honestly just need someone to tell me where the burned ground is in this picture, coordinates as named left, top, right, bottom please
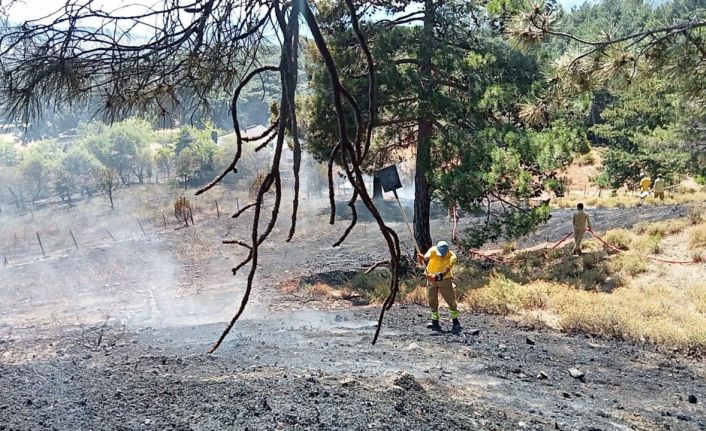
left=1, top=191, right=705, bottom=430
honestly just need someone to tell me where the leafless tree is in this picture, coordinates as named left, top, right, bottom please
left=1, top=0, right=400, bottom=352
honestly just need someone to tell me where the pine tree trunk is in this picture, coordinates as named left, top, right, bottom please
left=413, top=0, right=434, bottom=253
left=373, top=175, right=383, bottom=200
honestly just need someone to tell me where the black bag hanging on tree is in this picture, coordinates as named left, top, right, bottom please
left=375, top=165, right=420, bottom=255
left=377, top=164, right=403, bottom=193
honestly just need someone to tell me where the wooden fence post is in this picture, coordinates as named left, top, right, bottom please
left=70, top=230, right=79, bottom=249
left=215, top=200, right=220, bottom=219
left=36, top=233, right=46, bottom=257
left=137, top=218, right=146, bottom=235
left=163, top=214, right=167, bottom=230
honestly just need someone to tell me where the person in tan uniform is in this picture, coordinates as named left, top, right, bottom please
left=417, top=241, right=461, bottom=334
left=653, top=174, right=665, bottom=200
left=572, top=203, right=592, bottom=255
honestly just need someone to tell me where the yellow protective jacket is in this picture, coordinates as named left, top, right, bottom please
left=640, top=177, right=652, bottom=192
left=424, top=246, right=457, bottom=280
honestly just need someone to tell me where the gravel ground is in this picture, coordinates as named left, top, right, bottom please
left=1, top=307, right=705, bottom=431
left=2, top=201, right=704, bottom=431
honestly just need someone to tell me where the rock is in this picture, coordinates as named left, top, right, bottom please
left=677, top=414, right=692, bottom=422
left=341, top=378, right=357, bottom=387
left=568, top=368, right=585, bottom=382
left=526, top=337, right=536, bottom=345
left=537, top=371, right=549, bottom=380
left=498, top=343, right=507, bottom=350
left=468, top=328, right=481, bottom=336
left=688, top=394, right=697, bottom=404
left=406, top=343, right=421, bottom=351
left=562, top=392, right=572, bottom=399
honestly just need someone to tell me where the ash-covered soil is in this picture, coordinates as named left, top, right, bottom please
left=1, top=308, right=704, bottom=431
left=1, top=198, right=704, bottom=430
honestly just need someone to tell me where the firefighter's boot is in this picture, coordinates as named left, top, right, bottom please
left=427, top=320, right=442, bottom=332
left=451, top=318, right=462, bottom=335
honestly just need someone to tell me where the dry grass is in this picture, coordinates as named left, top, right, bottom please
left=633, top=234, right=662, bottom=255
left=608, top=252, right=648, bottom=276
left=554, top=191, right=706, bottom=210
left=307, top=283, right=334, bottom=298
left=402, top=286, right=428, bottom=305
left=461, top=274, right=706, bottom=355
left=635, top=218, right=690, bottom=237
left=451, top=217, right=706, bottom=355
left=602, top=229, right=635, bottom=251
left=688, top=225, right=706, bottom=251
left=279, top=278, right=301, bottom=294
left=501, top=242, right=517, bottom=255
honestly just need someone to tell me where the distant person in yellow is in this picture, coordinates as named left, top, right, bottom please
left=639, top=172, right=652, bottom=198
left=653, top=174, right=665, bottom=200
left=417, top=240, right=461, bottom=334
left=572, top=203, right=592, bottom=255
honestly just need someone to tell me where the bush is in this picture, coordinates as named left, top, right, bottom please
left=688, top=206, right=704, bottom=225
left=602, top=229, right=634, bottom=251
left=635, top=219, right=690, bottom=236
left=351, top=272, right=380, bottom=292
left=502, top=241, right=517, bottom=255
left=635, top=234, right=662, bottom=255
left=609, top=253, right=648, bottom=276
left=688, top=225, right=706, bottom=250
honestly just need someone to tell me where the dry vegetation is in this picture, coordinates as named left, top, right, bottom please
left=449, top=215, right=706, bottom=356
left=554, top=188, right=706, bottom=209
left=326, top=213, right=706, bottom=356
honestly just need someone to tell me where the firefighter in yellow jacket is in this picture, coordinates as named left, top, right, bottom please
left=572, top=203, right=592, bottom=255
left=417, top=241, right=461, bottom=334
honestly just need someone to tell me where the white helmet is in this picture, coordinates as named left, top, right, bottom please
left=436, top=240, right=449, bottom=256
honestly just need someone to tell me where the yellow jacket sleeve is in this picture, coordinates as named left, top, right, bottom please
left=424, top=247, right=434, bottom=259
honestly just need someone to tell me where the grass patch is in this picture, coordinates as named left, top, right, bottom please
left=307, top=283, right=334, bottom=298
left=635, top=218, right=690, bottom=237
left=634, top=234, right=662, bottom=255
left=501, top=242, right=517, bottom=255
left=688, top=206, right=704, bottom=225
left=554, top=190, right=706, bottom=210
left=602, top=229, right=634, bottom=251
left=346, top=270, right=394, bottom=303
left=462, top=276, right=706, bottom=355
left=608, top=252, right=648, bottom=276
left=688, top=225, right=706, bottom=250
left=463, top=273, right=553, bottom=315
